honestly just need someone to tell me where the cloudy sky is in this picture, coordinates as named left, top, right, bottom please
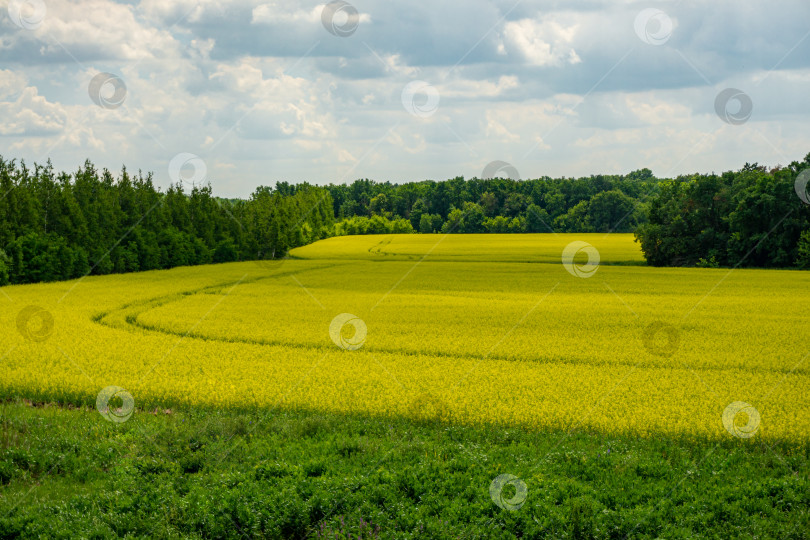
left=1, top=0, right=809, bottom=197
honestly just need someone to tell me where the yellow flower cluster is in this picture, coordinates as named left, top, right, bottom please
left=1, top=234, right=808, bottom=441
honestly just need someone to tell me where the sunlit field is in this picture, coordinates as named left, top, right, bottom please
left=291, top=233, right=647, bottom=264
left=2, top=233, right=809, bottom=441
left=4, top=0, right=810, bottom=535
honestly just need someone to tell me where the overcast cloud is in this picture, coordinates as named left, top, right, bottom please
left=1, top=0, right=809, bottom=197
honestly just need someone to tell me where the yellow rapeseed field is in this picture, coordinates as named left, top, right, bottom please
left=1, top=233, right=808, bottom=441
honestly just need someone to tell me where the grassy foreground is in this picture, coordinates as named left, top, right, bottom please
left=1, top=400, right=808, bottom=539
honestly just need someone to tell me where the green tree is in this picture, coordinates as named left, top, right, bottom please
left=0, top=249, right=9, bottom=285
left=418, top=213, right=434, bottom=233
left=461, top=202, right=485, bottom=233
left=483, top=216, right=510, bottom=233
left=797, top=230, right=810, bottom=269
left=525, top=204, right=551, bottom=233
left=441, top=208, right=464, bottom=233
left=587, top=190, right=637, bottom=233
left=369, top=193, right=389, bottom=216
left=410, top=199, right=428, bottom=229
left=478, top=192, right=498, bottom=217
left=508, top=216, right=525, bottom=233
left=502, top=193, right=530, bottom=218
left=555, top=200, right=592, bottom=232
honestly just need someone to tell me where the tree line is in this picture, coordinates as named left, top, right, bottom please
left=0, top=157, right=333, bottom=285
left=326, top=169, right=660, bottom=234
left=329, top=156, right=810, bottom=269
left=2, top=153, right=808, bottom=286
left=2, top=159, right=665, bottom=286
left=635, top=155, right=810, bottom=269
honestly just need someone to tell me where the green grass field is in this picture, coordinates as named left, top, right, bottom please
left=1, top=233, right=808, bottom=538
left=1, top=401, right=808, bottom=539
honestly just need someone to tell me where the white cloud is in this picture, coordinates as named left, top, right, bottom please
left=485, top=116, right=520, bottom=142
left=252, top=2, right=371, bottom=27
left=139, top=0, right=232, bottom=25
left=626, top=95, right=693, bottom=126
left=336, top=148, right=355, bottom=162
left=25, top=0, right=180, bottom=61
left=0, top=69, right=27, bottom=98
left=441, top=76, right=520, bottom=99
left=0, top=75, right=66, bottom=136
left=502, top=15, right=582, bottom=67
left=251, top=3, right=321, bottom=25
left=207, top=59, right=336, bottom=141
